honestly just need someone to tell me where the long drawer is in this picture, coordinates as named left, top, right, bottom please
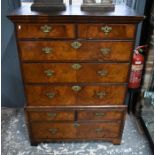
left=25, top=84, right=127, bottom=106
left=78, top=24, right=136, bottom=39
left=19, top=41, right=133, bottom=62
left=16, top=24, right=75, bottom=39
left=30, top=122, right=121, bottom=139
left=23, top=63, right=129, bottom=83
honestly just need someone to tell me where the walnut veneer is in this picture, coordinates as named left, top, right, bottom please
left=8, top=4, right=143, bottom=145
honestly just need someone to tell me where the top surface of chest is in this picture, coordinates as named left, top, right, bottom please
left=8, top=3, right=143, bottom=23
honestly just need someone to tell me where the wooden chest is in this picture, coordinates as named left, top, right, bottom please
left=8, top=4, right=143, bottom=145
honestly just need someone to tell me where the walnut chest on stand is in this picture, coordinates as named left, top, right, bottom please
left=8, top=3, right=143, bottom=145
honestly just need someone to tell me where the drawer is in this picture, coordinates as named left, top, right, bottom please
left=78, top=24, right=136, bottom=40
left=77, top=122, right=121, bottom=138
left=23, top=63, right=129, bottom=83
left=31, top=123, right=76, bottom=139
left=78, top=109, right=124, bottom=121
left=30, top=122, right=121, bottom=139
left=26, top=85, right=126, bottom=106
left=27, top=110, right=74, bottom=122
left=19, top=41, right=133, bottom=62
left=76, top=85, right=127, bottom=105
left=16, top=24, right=75, bottom=39
left=26, top=85, right=76, bottom=106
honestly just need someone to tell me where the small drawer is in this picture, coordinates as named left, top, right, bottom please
left=31, top=123, right=76, bottom=139
left=19, top=41, right=133, bottom=62
left=76, top=122, right=121, bottom=138
left=27, top=111, right=74, bottom=122
left=25, top=85, right=126, bottom=106
left=23, top=63, right=129, bottom=83
left=78, top=24, right=136, bottom=40
left=16, top=24, right=75, bottom=39
left=78, top=110, right=124, bottom=121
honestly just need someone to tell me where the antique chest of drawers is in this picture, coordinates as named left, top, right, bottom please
left=9, top=4, right=143, bottom=145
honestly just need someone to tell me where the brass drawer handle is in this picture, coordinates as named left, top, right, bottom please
left=44, top=70, right=55, bottom=77
left=74, top=123, right=80, bottom=128
left=96, top=91, right=106, bottom=99
left=71, top=41, right=82, bottom=49
left=72, top=86, right=82, bottom=92
left=72, top=63, right=82, bottom=70
left=40, top=25, right=52, bottom=33
left=46, top=92, right=56, bottom=99
left=97, top=70, right=108, bottom=77
left=95, top=128, right=103, bottom=133
left=101, top=25, right=112, bottom=35
left=42, top=47, right=53, bottom=54
left=100, top=48, right=111, bottom=56
left=47, top=113, right=57, bottom=117
left=48, top=128, right=57, bottom=134
left=95, top=112, right=105, bottom=116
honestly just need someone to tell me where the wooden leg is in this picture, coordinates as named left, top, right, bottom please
left=112, top=138, right=121, bottom=145
left=30, top=141, right=39, bottom=146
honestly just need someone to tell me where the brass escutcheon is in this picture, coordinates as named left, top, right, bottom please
left=40, top=25, right=52, bottom=33
left=72, top=63, right=82, bottom=70
left=95, top=128, right=103, bottom=133
left=44, top=70, right=55, bottom=77
left=95, top=112, right=105, bottom=116
left=96, top=91, right=106, bottom=99
left=74, top=123, right=80, bottom=128
left=47, top=113, right=57, bottom=117
left=46, top=92, right=56, bottom=99
left=71, top=41, right=82, bottom=49
left=48, top=128, right=57, bottom=134
left=101, top=25, right=112, bottom=35
left=42, top=47, right=53, bottom=54
left=72, top=86, right=82, bottom=92
left=97, top=70, right=108, bottom=77
left=100, top=48, right=111, bottom=56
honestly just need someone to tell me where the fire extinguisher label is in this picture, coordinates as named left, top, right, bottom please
left=135, top=61, right=142, bottom=65
left=129, top=64, right=143, bottom=88
left=131, top=64, right=143, bottom=70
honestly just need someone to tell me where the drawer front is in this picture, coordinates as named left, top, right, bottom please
left=78, top=24, right=136, bottom=39
left=19, top=41, right=133, bottom=62
left=31, top=123, right=76, bottom=139
left=26, top=85, right=126, bottom=106
left=30, top=122, right=121, bottom=139
left=27, top=111, right=74, bottom=121
left=78, top=110, right=124, bottom=121
left=26, top=85, right=76, bottom=106
left=16, top=24, right=75, bottom=39
left=76, top=85, right=126, bottom=105
left=77, top=122, right=121, bottom=138
left=23, top=63, right=129, bottom=83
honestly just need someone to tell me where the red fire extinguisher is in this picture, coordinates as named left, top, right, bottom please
left=128, top=45, right=147, bottom=89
